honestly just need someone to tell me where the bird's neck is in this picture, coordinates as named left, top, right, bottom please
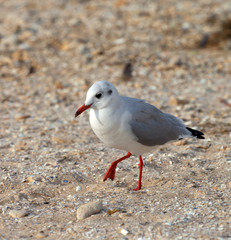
left=91, top=97, right=121, bottom=121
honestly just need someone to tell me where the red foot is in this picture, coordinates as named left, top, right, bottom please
left=103, top=163, right=117, bottom=181
left=133, top=185, right=142, bottom=191
left=103, top=152, right=132, bottom=182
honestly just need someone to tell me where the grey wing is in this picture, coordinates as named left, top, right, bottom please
left=128, top=100, right=191, bottom=146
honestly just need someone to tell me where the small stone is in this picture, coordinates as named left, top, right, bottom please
left=67, top=194, right=76, bottom=201
left=113, top=38, right=125, bottom=45
left=15, top=115, right=31, bottom=120
left=35, top=232, right=48, bottom=239
left=51, top=136, right=66, bottom=144
left=173, top=139, right=188, bottom=146
left=122, top=62, right=133, bottom=81
left=106, top=209, right=120, bottom=215
left=44, top=159, right=57, bottom=167
left=120, top=228, right=129, bottom=236
left=169, top=96, right=190, bottom=105
left=9, top=209, right=30, bottom=218
left=186, top=183, right=194, bottom=188
left=25, top=176, right=36, bottom=183
left=76, top=186, right=82, bottom=192
left=195, top=143, right=211, bottom=150
left=2, top=206, right=10, bottom=214
left=119, top=213, right=132, bottom=219
left=220, top=145, right=227, bottom=151
left=66, top=227, right=76, bottom=236
left=76, top=201, right=103, bottom=220
left=157, top=226, right=162, bottom=235
left=165, top=221, right=172, bottom=226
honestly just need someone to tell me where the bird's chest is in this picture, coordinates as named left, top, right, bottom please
left=89, top=109, right=127, bottom=147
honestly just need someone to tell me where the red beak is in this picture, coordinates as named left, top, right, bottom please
left=75, top=104, right=92, bottom=118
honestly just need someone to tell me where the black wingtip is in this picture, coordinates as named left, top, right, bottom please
left=186, top=127, right=205, bottom=139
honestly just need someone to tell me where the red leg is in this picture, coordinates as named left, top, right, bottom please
left=133, top=156, right=143, bottom=191
left=103, top=152, right=132, bottom=181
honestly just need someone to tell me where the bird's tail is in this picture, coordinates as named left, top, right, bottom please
left=186, top=127, right=205, bottom=139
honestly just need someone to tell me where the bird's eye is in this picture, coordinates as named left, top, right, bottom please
left=95, top=93, right=102, bottom=99
left=108, top=90, right=112, bottom=95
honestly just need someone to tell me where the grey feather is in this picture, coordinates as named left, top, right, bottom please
left=123, top=97, right=191, bottom=146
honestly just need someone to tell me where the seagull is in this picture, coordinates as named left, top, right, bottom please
left=75, top=81, right=204, bottom=191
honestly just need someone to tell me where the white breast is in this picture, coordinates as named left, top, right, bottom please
left=89, top=107, right=154, bottom=155
left=89, top=107, right=126, bottom=146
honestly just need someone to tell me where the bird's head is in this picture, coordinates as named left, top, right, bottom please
left=75, top=80, right=119, bottom=117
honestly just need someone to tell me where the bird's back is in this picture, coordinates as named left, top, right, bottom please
left=121, top=96, right=191, bottom=147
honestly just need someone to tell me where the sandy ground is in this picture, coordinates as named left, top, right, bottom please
left=0, top=0, right=231, bottom=239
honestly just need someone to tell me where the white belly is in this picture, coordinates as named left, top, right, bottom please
left=89, top=108, right=154, bottom=155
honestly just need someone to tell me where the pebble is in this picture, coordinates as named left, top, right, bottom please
left=67, top=194, right=76, bottom=201
left=25, top=176, right=35, bottom=183
left=66, top=227, right=76, bottom=235
left=76, top=186, right=82, bottom=192
left=113, top=38, right=125, bottom=45
left=76, top=201, right=103, bottom=220
left=107, top=209, right=120, bottom=215
left=169, top=96, right=190, bottom=105
left=9, top=209, right=30, bottom=218
left=120, top=229, right=129, bottom=236
left=35, top=232, right=48, bottom=239
left=173, top=139, right=188, bottom=146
